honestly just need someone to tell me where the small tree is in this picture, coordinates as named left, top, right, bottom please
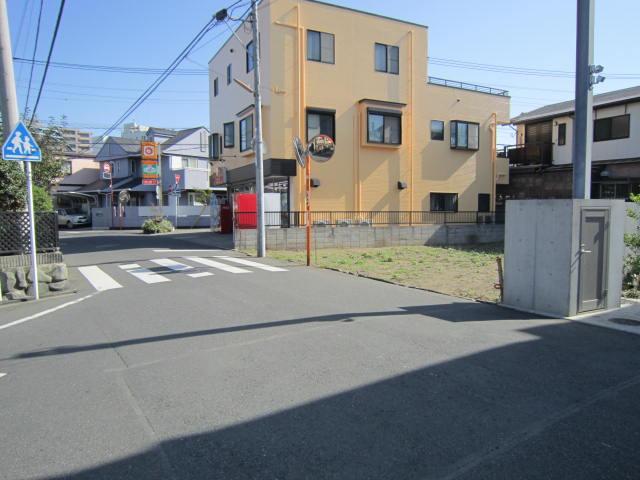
left=623, top=193, right=640, bottom=294
left=32, top=186, right=54, bottom=212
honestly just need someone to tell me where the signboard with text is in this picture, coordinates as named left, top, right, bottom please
left=142, top=159, right=159, bottom=185
left=141, top=141, right=157, bottom=160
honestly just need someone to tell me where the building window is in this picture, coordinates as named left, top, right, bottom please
left=130, top=159, right=137, bottom=174
left=478, top=193, right=491, bottom=212
left=239, top=114, right=254, bottom=152
left=223, top=122, right=235, bottom=148
left=246, top=41, right=255, bottom=72
left=430, top=193, right=458, bottom=212
left=374, top=43, right=399, bottom=74
left=188, top=192, right=205, bottom=206
left=558, top=123, right=566, bottom=146
left=226, top=64, right=232, bottom=85
left=182, top=157, right=198, bottom=169
left=307, top=30, right=334, bottom=64
left=450, top=120, right=479, bottom=150
left=306, top=109, right=335, bottom=142
left=594, top=114, right=630, bottom=142
left=62, top=160, right=72, bottom=175
left=213, top=78, right=219, bottom=97
left=367, top=109, right=401, bottom=145
left=431, top=120, right=444, bottom=141
left=209, top=133, right=221, bottom=160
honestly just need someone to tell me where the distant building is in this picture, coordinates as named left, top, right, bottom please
left=83, top=126, right=212, bottom=228
left=498, top=85, right=640, bottom=201
left=60, top=127, right=92, bottom=153
left=121, top=122, right=149, bottom=140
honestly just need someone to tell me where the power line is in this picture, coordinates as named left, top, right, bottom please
left=100, top=18, right=220, bottom=138
left=428, top=56, right=640, bottom=79
left=23, top=0, right=44, bottom=116
left=29, top=0, right=66, bottom=126
left=100, top=0, right=249, bottom=138
left=14, top=57, right=209, bottom=75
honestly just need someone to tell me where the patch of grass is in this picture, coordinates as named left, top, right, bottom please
left=265, top=244, right=504, bottom=302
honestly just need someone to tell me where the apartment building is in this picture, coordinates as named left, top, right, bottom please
left=499, top=85, right=640, bottom=200
left=61, top=127, right=92, bottom=153
left=208, top=0, right=510, bottom=214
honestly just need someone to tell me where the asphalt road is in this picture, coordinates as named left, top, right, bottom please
left=1, top=230, right=639, bottom=479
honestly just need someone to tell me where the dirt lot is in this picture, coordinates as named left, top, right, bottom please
left=264, top=244, right=504, bottom=302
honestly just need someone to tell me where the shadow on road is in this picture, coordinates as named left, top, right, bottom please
left=9, top=303, right=535, bottom=360
left=32, top=315, right=640, bottom=479
left=59, top=230, right=233, bottom=255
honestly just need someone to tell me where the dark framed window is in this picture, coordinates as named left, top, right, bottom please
left=430, top=193, right=458, bottom=212
left=367, top=109, right=401, bottom=145
left=223, top=122, right=235, bottom=148
left=478, top=193, right=490, bottom=212
left=213, top=78, right=219, bottom=97
left=209, top=133, right=221, bottom=160
left=450, top=120, right=479, bottom=150
left=306, top=109, right=335, bottom=143
left=246, top=41, right=255, bottom=73
left=431, top=120, right=444, bottom=140
left=226, top=64, right=232, bottom=85
left=239, top=115, right=253, bottom=152
left=307, top=30, right=335, bottom=64
left=374, top=43, right=399, bottom=74
left=558, top=122, right=566, bottom=146
left=594, top=114, right=630, bottom=142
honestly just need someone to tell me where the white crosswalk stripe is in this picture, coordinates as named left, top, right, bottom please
left=119, top=263, right=171, bottom=284
left=79, top=256, right=288, bottom=291
left=215, top=256, right=288, bottom=272
left=187, top=272, right=215, bottom=278
left=78, top=266, right=123, bottom=291
left=184, top=256, right=252, bottom=274
left=150, top=258, right=194, bottom=272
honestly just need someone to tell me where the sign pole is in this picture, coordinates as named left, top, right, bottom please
left=306, top=152, right=311, bottom=267
left=24, top=162, right=39, bottom=299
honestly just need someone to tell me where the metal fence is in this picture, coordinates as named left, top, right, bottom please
left=0, top=212, right=59, bottom=256
left=235, top=211, right=505, bottom=228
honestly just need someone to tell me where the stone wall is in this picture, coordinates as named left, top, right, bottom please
left=234, top=224, right=504, bottom=251
left=0, top=252, right=70, bottom=301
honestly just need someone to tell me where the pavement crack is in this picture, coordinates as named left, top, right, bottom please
left=436, top=372, right=640, bottom=480
left=115, top=374, right=179, bottom=480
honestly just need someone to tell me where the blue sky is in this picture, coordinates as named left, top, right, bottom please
left=7, top=0, right=640, bottom=146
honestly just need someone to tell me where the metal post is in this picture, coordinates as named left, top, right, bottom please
left=24, top=162, right=39, bottom=299
left=251, top=0, right=266, bottom=257
left=156, top=143, right=163, bottom=207
left=175, top=190, right=179, bottom=229
left=572, top=0, right=595, bottom=199
left=306, top=153, right=311, bottom=266
left=0, top=0, right=19, bottom=141
left=1, top=0, right=38, bottom=298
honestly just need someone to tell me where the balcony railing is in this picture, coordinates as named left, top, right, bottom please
left=235, top=211, right=505, bottom=229
left=504, top=142, right=553, bottom=166
left=428, top=77, right=509, bottom=97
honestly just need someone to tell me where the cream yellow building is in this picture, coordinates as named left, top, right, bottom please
left=209, top=0, right=510, bottom=213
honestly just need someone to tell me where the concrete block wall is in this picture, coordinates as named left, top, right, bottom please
left=234, top=224, right=504, bottom=251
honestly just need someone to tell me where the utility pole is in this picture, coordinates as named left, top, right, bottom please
left=0, top=0, right=19, bottom=139
left=0, top=0, right=39, bottom=298
left=250, top=0, right=266, bottom=257
left=572, top=0, right=604, bottom=199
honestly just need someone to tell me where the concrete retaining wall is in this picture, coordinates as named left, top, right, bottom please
left=234, top=224, right=504, bottom=251
left=92, top=207, right=211, bottom=229
left=0, top=253, right=70, bottom=301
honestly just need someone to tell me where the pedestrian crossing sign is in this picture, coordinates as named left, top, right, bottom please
left=2, top=122, right=42, bottom=162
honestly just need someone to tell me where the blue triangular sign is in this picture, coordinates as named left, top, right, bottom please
left=2, top=121, right=42, bottom=162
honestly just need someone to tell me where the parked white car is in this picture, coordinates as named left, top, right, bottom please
left=57, top=209, right=90, bottom=229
